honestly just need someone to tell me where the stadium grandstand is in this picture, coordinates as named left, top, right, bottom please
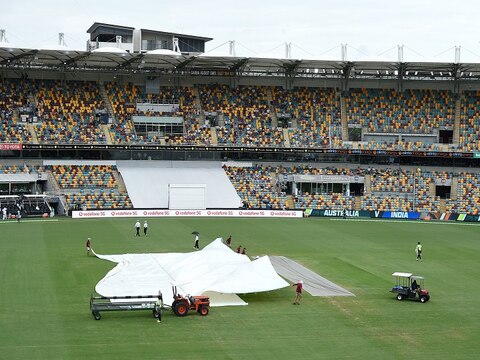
left=1, top=23, right=480, bottom=220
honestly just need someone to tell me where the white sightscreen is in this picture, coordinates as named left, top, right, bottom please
left=169, top=184, right=206, bottom=209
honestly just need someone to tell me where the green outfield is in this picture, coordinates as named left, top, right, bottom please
left=0, top=217, right=479, bottom=360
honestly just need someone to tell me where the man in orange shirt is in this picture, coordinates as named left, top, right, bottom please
left=86, top=238, right=91, bottom=256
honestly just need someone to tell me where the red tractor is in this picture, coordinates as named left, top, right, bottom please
left=171, top=286, right=210, bottom=316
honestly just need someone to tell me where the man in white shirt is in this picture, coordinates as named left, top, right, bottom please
left=135, top=220, right=141, bottom=236
left=194, top=234, right=200, bottom=250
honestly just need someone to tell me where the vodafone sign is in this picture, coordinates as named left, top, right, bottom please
left=72, top=209, right=303, bottom=219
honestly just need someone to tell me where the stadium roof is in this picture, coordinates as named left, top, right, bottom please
left=86, top=22, right=135, bottom=34
left=87, top=22, right=213, bottom=42
left=1, top=45, right=480, bottom=80
left=139, top=27, right=213, bottom=42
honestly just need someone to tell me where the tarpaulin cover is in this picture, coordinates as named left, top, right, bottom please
left=93, top=238, right=289, bottom=306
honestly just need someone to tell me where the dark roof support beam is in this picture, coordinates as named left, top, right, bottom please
left=176, top=56, right=197, bottom=70
left=0, top=50, right=39, bottom=65
left=451, top=63, right=462, bottom=94
left=118, top=53, right=145, bottom=69
left=230, top=58, right=249, bottom=72
left=284, top=60, right=301, bottom=75
left=397, top=63, right=406, bottom=92
left=342, top=62, right=353, bottom=91
left=63, top=52, right=92, bottom=67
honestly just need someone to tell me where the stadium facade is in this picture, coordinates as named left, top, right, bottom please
left=1, top=25, right=480, bottom=219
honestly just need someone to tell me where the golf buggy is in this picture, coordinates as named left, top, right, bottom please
left=390, top=272, right=430, bottom=303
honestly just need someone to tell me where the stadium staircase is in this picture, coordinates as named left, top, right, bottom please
left=217, top=113, right=225, bottom=127
left=193, top=86, right=202, bottom=110
left=340, top=95, right=348, bottom=141
left=283, top=128, right=291, bottom=147
left=429, top=182, right=435, bottom=196
left=210, top=128, right=218, bottom=145
left=354, top=196, right=362, bottom=210
left=99, top=83, right=116, bottom=123
left=46, top=171, right=61, bottom=194
left=101, top=124, right=113, bottom=144
left=439, top=199, right=446, bottom=212
left=453, top=96, right=461, bottom=144
left=286, top=195, right=295, bottom=209
left=27, top=93, right=38, bottom=118
left=12, top=108, right=38, bottom=144
left=27, top=123, right=39, bottom=144
left=364, top=175, right=372, bottom=195
left=450, top=176, right=458, bottom=200
left=193, top=86, right=205, bottom=122
left=44, top=171, right=68, bottom=215
left=12, top=108, right=19, bottom=122
left=27, top=93, right=37, bottom=112
left=267, top=88, right=278, bottom=128
left=291, top=114, right=298, bottom=129
left=112, top=169, right=127, bottom=193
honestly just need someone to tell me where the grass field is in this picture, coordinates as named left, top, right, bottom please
left=1, top=216, right=479, bottom=360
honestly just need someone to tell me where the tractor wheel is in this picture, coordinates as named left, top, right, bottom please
left=396, top=294, right=403, bottom=301
left=93, top=312, right=101, bottom=320
left=198, top=305, right=209, bottom=316
left=174, top=302, right=189, bottom=317
left=420, top=295, right=428, bottom=303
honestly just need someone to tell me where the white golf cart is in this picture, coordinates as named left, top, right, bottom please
left=390, top=272, right=430, bottom=303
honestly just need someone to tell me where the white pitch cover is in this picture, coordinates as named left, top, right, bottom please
left=93, top=238, right=289, bottom=307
